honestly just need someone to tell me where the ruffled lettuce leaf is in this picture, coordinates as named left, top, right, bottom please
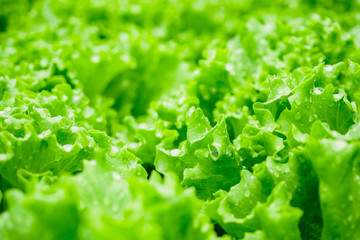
left=205, top=180, right=302, bottom=240
left=0, top=161, right=220, bottom=240
left=155, top=107, right=241, bottom=199
left=306, top=139, right=360, bottom=239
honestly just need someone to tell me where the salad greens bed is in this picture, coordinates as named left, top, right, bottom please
left=0, top=0, right=360, bottom=239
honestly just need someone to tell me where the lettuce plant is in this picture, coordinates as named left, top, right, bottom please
left=0, top=0, right=360, bottom=239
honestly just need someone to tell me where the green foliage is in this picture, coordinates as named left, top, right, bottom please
left=0, top=0, right=360, bottom=239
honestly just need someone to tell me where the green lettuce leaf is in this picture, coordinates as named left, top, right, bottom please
left=155, top=107, right=241, bottom=199
left=0, top=161, right=219, bottom=240
left=306, top=139, right=360, bottom=239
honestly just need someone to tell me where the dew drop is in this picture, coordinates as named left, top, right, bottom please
left=324, top=65, right=333, bottom=72
left=109, top=145, right=120, bottom=157
left=170, top=149, right=181, bottom=156
left=314, top=87, right=324, bottom=95
left=294, top=112, right=302, bottom=120
left=136, top=170, right=142, bottom=176
left=211, top=151, right=219, bottom=159
left=294, top=99, right=302, bottom=106
left=244, top=190, right=250, bottom=197
left=63, top=144, right=73, bottom=152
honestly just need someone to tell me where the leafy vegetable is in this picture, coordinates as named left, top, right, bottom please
left=0, top=0, right=360, bottom=239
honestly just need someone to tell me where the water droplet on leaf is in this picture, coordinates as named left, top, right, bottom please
left=314, top=87, right=324, bottom=94
left=294, top=112, right=301, bottom=120
left=170, top=149, right=181, bottom=156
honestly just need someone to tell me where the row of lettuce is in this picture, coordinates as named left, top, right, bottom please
left=0, top=0, right=360, bottom=239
